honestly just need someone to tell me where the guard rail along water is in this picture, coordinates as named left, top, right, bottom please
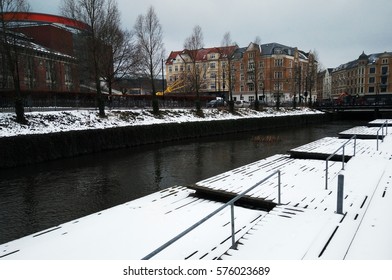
left=142, top=170, right=282, bottom=260
left=377, top=120, right=388, bottom=151
left=325, top=135, right=357, bottom=190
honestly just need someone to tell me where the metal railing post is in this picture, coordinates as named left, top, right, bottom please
left=278, top=170, right=281, bottom=205
left=230, top=204, right=236, bottom=249
left=325, top=135, right=357, bottom=190
left=337, top=175, right=344, bottom=214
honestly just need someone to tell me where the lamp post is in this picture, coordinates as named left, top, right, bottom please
left=161, top=59, right=165, bottom=105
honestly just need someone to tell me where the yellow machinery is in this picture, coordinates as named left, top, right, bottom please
left=156, top=79, right=184, bottom=96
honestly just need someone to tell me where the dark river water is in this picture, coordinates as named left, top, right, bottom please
left=0, top=120, right=366, bottom=244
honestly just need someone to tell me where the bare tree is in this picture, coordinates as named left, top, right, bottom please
left=61, top=0, right=119, bottom=117
left=0, top=0, right=30, bottom=124
left=220, top=32, right=237, bottom=113
left=183, top=25, right=204, bottom=112
left=134, top=6, right=165, bottom=115
left=99, top=1, right=138, bottom=106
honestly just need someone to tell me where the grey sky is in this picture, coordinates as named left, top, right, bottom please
left=30, top=0, right=392, bottom=69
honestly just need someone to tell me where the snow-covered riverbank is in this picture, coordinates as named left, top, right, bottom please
left=0, top=107, right=322, bottom=138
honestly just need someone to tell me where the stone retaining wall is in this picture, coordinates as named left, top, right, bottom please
left=0, top=114, right=330, bottom=168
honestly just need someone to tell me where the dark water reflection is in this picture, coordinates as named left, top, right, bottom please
left=0, top=120, right=365, bottom=244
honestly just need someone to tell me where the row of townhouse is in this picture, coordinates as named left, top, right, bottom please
left=317, top=51, right=392, bottom=103
left=165, top=42, right=317, bottom=105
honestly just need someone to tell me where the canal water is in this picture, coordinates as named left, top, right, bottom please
left=0, top=120, right=366, bottom=244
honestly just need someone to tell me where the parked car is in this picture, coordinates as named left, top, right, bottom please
left=207, top=99, right=226, bottom=108
left=234, top=100, right=251, bottom=108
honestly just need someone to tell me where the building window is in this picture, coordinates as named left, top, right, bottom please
left=248, top=84, right=254, bottom=91
left=369, top=86, right=375, bottom=93
left=210, top=54, right=216, bottom=59
left=64, top=64, right=73, bottom=88
left=169, top=66, right=172, bottom=73
left=210, top=62, right=216, bottom=69
left=210, top=72, right=216, bottom=79
left=248, top=52, right=254, bottom=59
left=248, top=96, right=255, bottom=102
left=274, top=71, right=283, bottom=79
left=174, top=65, right=178, bottom=72
left=369, top=67, right=376, bottom=74
left=382, top=58, right=388, bottom=64
left=382, top=66, right=388, bottom=75
left=369, top=77, right=375, bottom=84
left=210, top=83, right=216, bottom=90
left=275, top=59, right=283, bottom=67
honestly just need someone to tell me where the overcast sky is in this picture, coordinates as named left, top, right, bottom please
left=30, top=0, right=392, bottom=69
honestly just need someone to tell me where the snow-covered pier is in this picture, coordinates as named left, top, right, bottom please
left=1, top=119, right=392, bottom=260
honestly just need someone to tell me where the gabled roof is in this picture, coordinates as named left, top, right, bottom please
left=166, top=46, right=238, bottom=64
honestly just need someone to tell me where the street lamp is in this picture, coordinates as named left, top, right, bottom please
left=161, top=59, right=165, bottom=104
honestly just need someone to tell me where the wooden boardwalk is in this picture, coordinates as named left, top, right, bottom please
left=339, top=126, right=386, bottom=139
left=1, top=119, right=392, bottom=260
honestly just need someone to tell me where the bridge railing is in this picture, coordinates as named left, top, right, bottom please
left=142, top=170, right=282, bottom=260
left=377, top=120, right=388, bottom=151
left=325, top=135, right=357, bottom=190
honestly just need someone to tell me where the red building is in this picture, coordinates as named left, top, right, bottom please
left=0, top=12, right=90, bottom=93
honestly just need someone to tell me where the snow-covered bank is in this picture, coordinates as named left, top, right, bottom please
left=0, top=107, right=322, bottom=138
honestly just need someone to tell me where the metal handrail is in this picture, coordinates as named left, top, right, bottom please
left=142, top=170, right=282, bottom=260
left=325, top=135, right=357, bottom=190
left=376, top=120, right=388, bottom=151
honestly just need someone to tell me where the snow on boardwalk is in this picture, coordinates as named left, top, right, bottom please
left=1, top=120, right=392, bottom=260
left=221, top=127, right=392, bottom=260
left=339, top=126, right=387, bottom=139
left=0, top=186, right=265, bottom=260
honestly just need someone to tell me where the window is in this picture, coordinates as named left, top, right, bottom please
left=210, top=83, right=216, bottom=90
left=248, top=84, right=254, bottom=91
left=169, top=66, right=172, bottom=73
left=369, top=86, right=375, bottom=93
left=274, top=71, right=283, bottom=79
left=275, top=59, right=283, bottom=67
left=382, top=58, right=388, bottom=64
left=210, top=72, right=216, bottom=79
left=65, top=64, right=72, bottom=88
left=369, top=67, right=376, bottom=74
left=382, top=66, right=388, bottom=75
left=369, top=77, right=375, bottom=84
left=210, top=62, right=216, bottom=69
left=248, top=52, right=254, bottom=59
left=210, top=54, right=216, bottom=59
left=174, top=65, right=178, bottom=72
left=248, top=62, right=254, bottom=70
left=248, top=96, right=255, bottom=102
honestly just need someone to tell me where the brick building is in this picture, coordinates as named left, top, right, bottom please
left=0, top=13, right=91, bottom=93
left=321, top=51, right=392, bottom=103
left=165, top=42, right=316, bottom=105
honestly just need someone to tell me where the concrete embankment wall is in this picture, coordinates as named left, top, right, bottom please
left=0, top=113, right=330, bottom=168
